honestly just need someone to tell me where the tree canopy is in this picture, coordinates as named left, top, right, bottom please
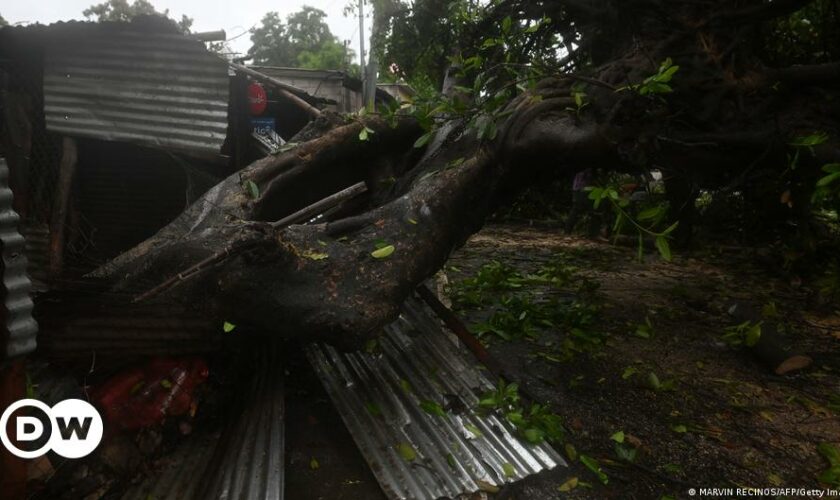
left=83, top=0, right=193, bottom=33
left=248, top=7, right=354, bottom=71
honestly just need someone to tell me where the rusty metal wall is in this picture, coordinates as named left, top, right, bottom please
left=43, top=29, right=229, bottom=156
left=0, top=158, right=38, bottom=360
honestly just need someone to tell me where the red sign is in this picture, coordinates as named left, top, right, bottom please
left=248, top=82, right=267, bottom=115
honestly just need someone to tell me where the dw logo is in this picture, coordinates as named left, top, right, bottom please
left=0, top=399, right=103, bottom=459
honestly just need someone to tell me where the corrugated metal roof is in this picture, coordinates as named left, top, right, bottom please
left=197, top=341, right=285, bottom=500
left=0, top=159, right=38, bottom=360
left=42, top=29, right=229, bottom=155
left=306, top=297, right=564, bottom=500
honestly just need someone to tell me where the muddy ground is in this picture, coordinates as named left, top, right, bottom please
left=440, top=223, right=840, bottom=499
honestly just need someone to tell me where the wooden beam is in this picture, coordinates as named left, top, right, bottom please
left=49, top=137, right=77, bottom=277
left=271, top=181, right=368, bottom=228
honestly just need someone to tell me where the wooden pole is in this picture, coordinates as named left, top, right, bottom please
left=270, top=181, right=368, bottom=228
left=49, top=137, right=77, bottom=277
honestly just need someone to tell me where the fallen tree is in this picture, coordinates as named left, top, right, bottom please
left=91, top=0, right=839, bottom=348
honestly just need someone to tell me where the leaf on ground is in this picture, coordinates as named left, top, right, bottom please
left=558, top=477, right=579, bottom=492
left=565, top=443, right=578, bottom=461
left=580, top=454, right=609, bottom=484
left=622, top=366, right=638, bottom=379
left=610, top=431, right=625, bottom=443
left=371, top=244, right=395, bottom=259
left=223, top=321, right=236, bottom=333
left=671, top=424, right=688, bottom=433
left=397, top=442, right=416, bottom=462
left=309, top=457, right=320, bottom=470
left=302, top=251, right=329, bottom=260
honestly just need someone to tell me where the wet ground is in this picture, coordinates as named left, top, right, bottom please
left=441, top=223, right=840, bottom=499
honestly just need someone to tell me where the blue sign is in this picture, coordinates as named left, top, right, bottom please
left=251, top=117, right=275, bottom=136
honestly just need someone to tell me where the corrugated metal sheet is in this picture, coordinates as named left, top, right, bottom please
left=121, top=431, right=220, bottom=500
left=306, top=297, right=564, bottom=500
left=198, top=341, right=285, bottom=500
left=35, top=301, right=221, bottom=359
left=43, top=30, right=229, bottom=155
left=0, top=158, right=38, bottom=360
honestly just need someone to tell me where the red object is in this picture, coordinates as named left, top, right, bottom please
left=248, top=82, right=268, bottom=115
left=91, top=357, right=209, bottom=431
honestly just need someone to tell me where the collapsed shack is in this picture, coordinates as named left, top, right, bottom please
left=0, top=18, right=562, bottom=500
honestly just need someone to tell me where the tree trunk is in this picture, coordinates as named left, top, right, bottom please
left=85, top=0, right=839, bottom=349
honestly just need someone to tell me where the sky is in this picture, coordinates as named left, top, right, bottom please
left=1, top=0, right=371, bottom=63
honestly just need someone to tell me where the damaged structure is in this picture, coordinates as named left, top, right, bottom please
left=0, top=18, right=563, bottom=500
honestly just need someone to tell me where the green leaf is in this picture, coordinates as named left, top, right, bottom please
left=358, top=127, right=371, bottom=141
left=816, top=171, right=840, bottom=187
left=302, top=251, right=329, bottom=260
left=789, top=131, right=828, bottom=147
left=371, top=244, right=395, bottom=259
left=502, top=462, right=515, bottom=478
left=465, top=423, right=483, bottom=437
left=655, top=236, right=672, bottom=261
left=365, top=402, right=382, bottom=417
left=243, top=179, right=260, bottom=199
left=414, top=132, right=433, bottom=148
left=445, top=453, right=457, bottom=469
left=818, top=443, right=840, bottom=467
left=397, top=442, right=416, bottom=462
left=580, top=455, right=609, bottom=484
left=223, top=321, right=236, bottom=333
left=523, top=428, right=544, bottom=443
left=400, top=379, right=412, bottom=393
left=501, top=16, right=512, bottom=34
left=744, top=323, right=762, bottom=347
left=565, top=443, right=578, bottom=461
left=622, top=366, right=638, bottom=379
left=558, top=476, right=578, bottom=492
left=610, top=431, right=625, bottom=443
left=420, top=400, right=446, bottom=417
left=648, top=371, right=662, bottom=390
left=671, top=424, right=688, bottom=433
left=615, top=443, right=637, bottom=462
left=309, top=457, right=320, bottom=470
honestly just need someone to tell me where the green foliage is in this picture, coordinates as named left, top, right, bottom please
left=83, top=0, right=192, bottom=33
left=449, top=256, right=603, bottom=357
left=248, top=7, right=355, bottom=70
left=817, top=443, right=840, bottom=486
left=619, top=58, right=680, bottom=95
left=586, top=185, right=677, bottom=261
left=478, top=380, right=565, bottom=444
left=580, top=454, right=609, bottom=484
left=721, top=321, right=763, bottom=348
left=764, top=0, right=840, bottom=67
left=242, top=179, right=260, bottom=199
